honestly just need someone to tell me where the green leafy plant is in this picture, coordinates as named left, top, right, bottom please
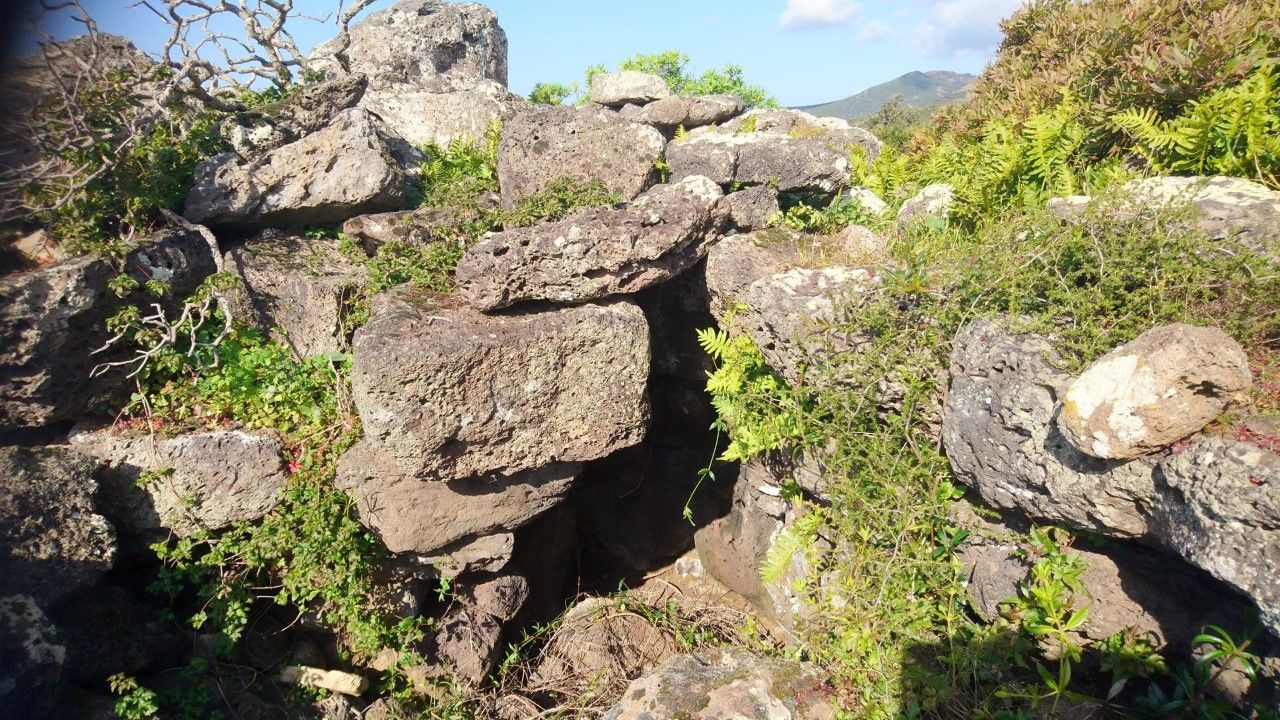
left=1116, top=63, right=1280, bottom=187
left=109, top=674, right=160, bottom=720
left=529, top=81, right=575, bottom=106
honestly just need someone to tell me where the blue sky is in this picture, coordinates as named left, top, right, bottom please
left=31, top=0, right=1025, bottom=106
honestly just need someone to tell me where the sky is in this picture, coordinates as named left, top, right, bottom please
left=21, top=0, right=1026, bottom=107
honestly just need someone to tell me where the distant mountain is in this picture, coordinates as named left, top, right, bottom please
left=796, top=70, right=977, bottom=120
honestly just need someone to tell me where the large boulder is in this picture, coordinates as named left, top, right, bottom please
left=1050, top=176, right=1280, bottom=255
left=0, top=595, right=65, bottom=719
left=224, top=233, right=368, bottom=358
left=589, top=72, right=671, bottom=107
left=68, top=425, right=289, bottom=536
left=309, top=0, right=513, bottom=147
left=705, top=232, right=876, bottom=385
left=718, top=185, right=780, bottom=233
left=350, top=289, right=649, bottom=481
left=342, top=204, right=492, bottom=254
left=1058, top=324, right=1251, bottom=459
left=184, top=108, right=406, bottom=230
left=955, top=503, right=1255, bottom=651
left=455, top=175, right=724, bottom=311
left=1154, top=437, right=1280, bottom=635
left=311, top=0, right=507, bottom=91
left=720, top=109, right=881, bottom=155
left=498, top=105, right=666, bottom=208
left=222, top=73, right=369, bottom=158
left=695, top=458, right=817, bottom=635
left=0, top=230, right=217, bottom=430
left=897, top=183, right=954, bottom=224
left=944, top=319, right=1280, bottom=634
left=633, top=94, right=744, bottom=130
left=0, top=447, right=115, bottom=606
left=667, top=132, right=850, bottom=195
left=335, top=441, right=579, bottom=555
left=602, top=648, right=835, bottom=720
left=942, top=319, right=1161, bottom=538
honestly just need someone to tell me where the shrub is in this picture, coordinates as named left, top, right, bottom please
left=577, top=50, right=777, bottom=109
left=529, top=81, right=574, bottom=106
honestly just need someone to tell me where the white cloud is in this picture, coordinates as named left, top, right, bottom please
left=857, top=19, right=893, bottom=42
left=779, top=0, right=862, bottom=29
left=913, top=0, right=1024, bottom=57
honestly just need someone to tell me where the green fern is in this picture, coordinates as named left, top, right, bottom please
left=1115, top=64, right=1280, bottom=187
left=761, top=510, right=824, bottom=586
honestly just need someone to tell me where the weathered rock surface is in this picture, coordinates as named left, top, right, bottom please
left=343, top=202, right=493, bottom=254
left=1050, top=176, right=1280, bottom=255
left=361, top=78, right=523, bottom=148
left=718, top=185, right=780, bottom=232
left=897, top=182, right=954, bottom=224
left=836, top=224, right=888, bottom=259
left=635, top=94, right=743, bottom=129
left=351, top=289, right=649, bottom=480
left=184, top=108, right=406, bottom=230
left=705, top=232, right=876, bottom=385
left=68, top=425, right=289, bottom=536
left=590, top=71, right=671, bottom=107
left=668, top=132, right=850, bottom=195
left=0, top=447, right=115, bottom=605
left=309, top=0, right=513, bottom=147
left=955, top=503, right=1253, bottom=650
left=222, top=74, right=370, bottom=158
left=456, top=175, right=723, bottom=311
left=335, top=441, right=580, bottom=555
left=312, top=0, right=507, bottom=89
left=1154, top=438, right=1280, bottom=634
left=429, top=574, right=529, bottom=684
left=224, top=233, right=367, bottom=358
left=944, top=319, right=1280, bottom=632
left=846, top=186, right=888, bottom=216
left=498, top=105, right=666, bottom=208
left=695, top=458, right=816, bottom=634
left=0, top=594, right=65, bottom=719
left=530, top=596, right=679, bottom=690
left=603, top=648, right=835, bottom=720
left=421, top=533, right=515, bottom=577
left=1058, top=324, right=1251, bottom=460
left=943, top=319, right=1161, bottom=537
left=719, top=109, right=882, bottom=160
left=0, top=230, right=217, bottom=430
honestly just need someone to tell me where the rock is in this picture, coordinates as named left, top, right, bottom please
left=897, top=183, right=954, bottom=224
left=942, top=319, right=1161, bottom=538
left=343, top=202, right=493, bottom=254
left=69, top=425, right=289, bottom=536
left=311, top=0, right=508, bottom=91
left=350, top=289, right=649, bottom=480
left=224, top=233, right=368, bottom=358
left=0, top=230, right=217, bottom=430
left=705, top=233, right=876, bottom=385
left=184, top=108, right=406, bottom=230
left=846, top=186, right=888, bottom=216
left=335, top=441, right=580, bottom=555
left=222, top=74, right=370, bottom=157
left=465, top=574, right=529, bottom=622
left=636, top=94, right=743, bottom=129
left=836, top=225, right=887, bottom=259
left=589, top=71, right=672, bottom=107
left=420, top=533, right=515, bottom=577
left=0, top=595, right=64, bottom=719
left=1154, top=438, right=1280, bottom=634
left=695, top=458, right=816, bottom=634
left=1058, top=324, right=1251, bottom=459
left=51, top=585, right=186, bottom=685
left=602, top=648, right=835, bottom=720
left=0, top=447, right=115, bottom=605
left=280, top=665, right=369, bottom=696
left=358, top=78, right=523, bottom=148
left=955, top=504, right=1253, bottom=650
left=530, top=596, right=679, bottom=690
left=456, top=175, right=723, bottom=311
left=668, top=132, right=850, bottom=195
left=718, top=185, right=780, bottom=232
left=432, top=604, right=504, bottom=685
left=720, top=109, right=882, bottom=160
left=498, top=105, right=666, bottom=208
